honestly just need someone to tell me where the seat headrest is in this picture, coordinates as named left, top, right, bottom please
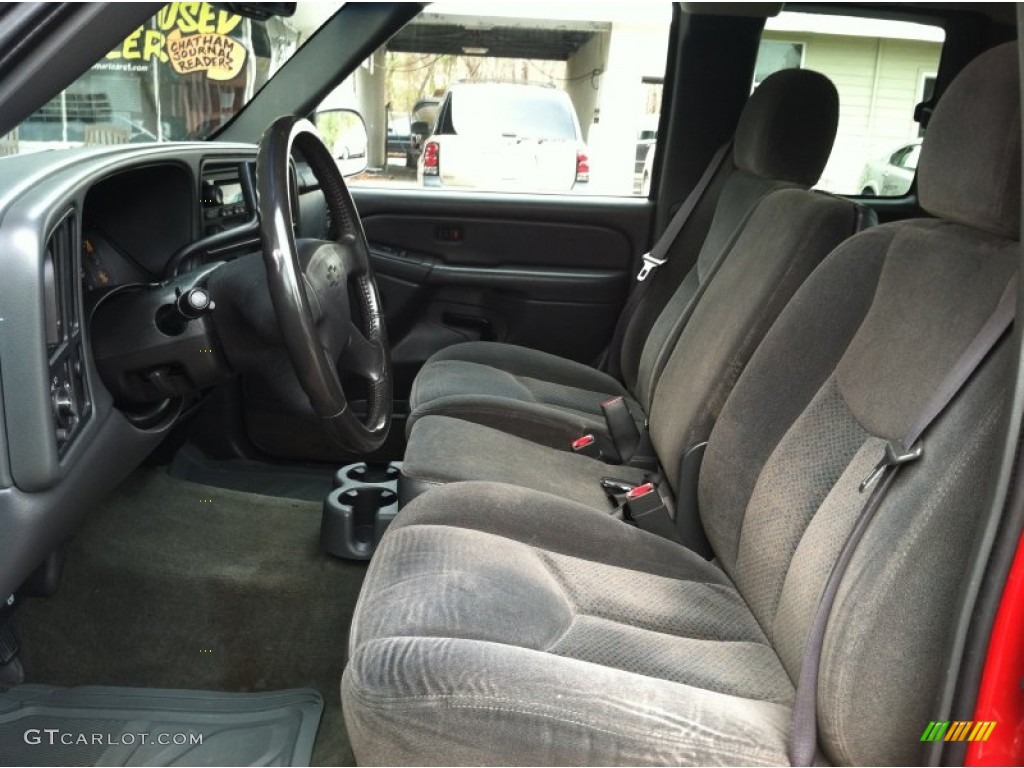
left=918, top=42, right=1021, bottom=240
left=733, top=68, right=839, bottom=186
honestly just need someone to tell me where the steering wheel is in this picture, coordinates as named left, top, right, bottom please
left=255, top=115, right=391, bottom=453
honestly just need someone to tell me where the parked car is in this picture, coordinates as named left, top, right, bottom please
left=858, top=138, right=922, bottom=196
left=635, top=113, right=658, bottom=174
left=417, top=82, right=589, bottom=191
left=388, top=98, right=439, bottom=168
left=386, top=115, right=413, bottom=158
left=640, top=141, right=656, bottom=195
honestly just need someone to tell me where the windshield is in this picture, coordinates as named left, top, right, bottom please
left=4, top=2, right=341, bottom=155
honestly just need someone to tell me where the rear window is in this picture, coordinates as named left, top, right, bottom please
left=446, top=87, right=577, bottom=141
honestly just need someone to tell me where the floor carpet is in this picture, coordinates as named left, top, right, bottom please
left=13, top=467, right=367, bottom=766
left=167, top=443, right=336, bottom=502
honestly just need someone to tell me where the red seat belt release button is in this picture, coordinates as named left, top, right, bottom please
left=626, top=482, right=656, bottom=500
left=571, top=434, right=602, bottom=458
left=572, top=434, right=594, bottom=450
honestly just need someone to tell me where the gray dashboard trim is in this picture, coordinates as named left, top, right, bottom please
left=0, top=144, right=257, bottom=492
left=0, top=362, right=12, bottom=489
left=0, top=143, right=262, bottom=602
left=0, top=407, right=171, bottom=604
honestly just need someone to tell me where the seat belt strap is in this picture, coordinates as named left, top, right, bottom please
left=637, top=141, right=733, bottom=282
left=789, top=276, right=1018, bottom=766
left=604, top=141, right=732, bottom=379
left=641, top=199, right=761, bottom=407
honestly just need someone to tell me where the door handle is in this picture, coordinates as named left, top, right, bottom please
left=435, top=224, right=464, bottom=242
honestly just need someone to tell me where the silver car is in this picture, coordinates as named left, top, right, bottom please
left=858, top=139, right=922, bottom=196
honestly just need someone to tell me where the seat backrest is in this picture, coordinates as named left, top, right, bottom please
left=698, top=42, right=1020, bottom=765
left=647, top=186, right=872, bottom=489
left=619, top=68, right=840, bottom=409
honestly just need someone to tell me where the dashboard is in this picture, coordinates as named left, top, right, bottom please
left=0, top=142, right=326, bottom=603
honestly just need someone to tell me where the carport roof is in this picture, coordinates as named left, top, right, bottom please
left=386, top=14, right=609, bottom=61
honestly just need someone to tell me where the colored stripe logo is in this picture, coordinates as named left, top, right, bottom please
left=921, top=721, right=997, bottom=742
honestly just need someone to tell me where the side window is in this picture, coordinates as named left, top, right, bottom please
left=758, top=12, right=945, bottom=197
left=889, top=145, right=913, bottom=167
left=753, top=41, right=805, bottom=86
left=315, top=3, right=672, bottom=196
left=889, top=143, right=922, bottom=171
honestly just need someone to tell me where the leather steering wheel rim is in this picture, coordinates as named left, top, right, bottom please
left=255, top=115, right=392, bottom=453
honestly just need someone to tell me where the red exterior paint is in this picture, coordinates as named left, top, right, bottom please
left=967, top=533, right=1024, bottom=765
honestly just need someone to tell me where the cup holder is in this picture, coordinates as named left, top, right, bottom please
left=322, top=461, right=402, bottom=560
left=342, top=487, right=396, bottom=545
left=338, top=463, right=399, bottom=486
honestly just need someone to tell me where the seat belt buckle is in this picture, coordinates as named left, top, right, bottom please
left=636, top=252, right=667, bottom=282
left=601, top=476, right=639, bottom=506
left=858, top=439, right=923, bottom=493
left=622, top=482, right=680, bottom=541
left=624, top=482, right=661, bottom=513
left=571, top=433, right=603, bottom=459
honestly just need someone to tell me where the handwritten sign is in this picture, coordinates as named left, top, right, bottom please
left=166, top=28, right=246, bottom=80
left=105, top=2, right=247, bottom=81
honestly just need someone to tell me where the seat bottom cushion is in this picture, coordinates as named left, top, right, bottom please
left=400, top=414, right=649, bottom=509
left=343, top=482, right=796, bottom=766
left=408, top=341, right=644, bottom=449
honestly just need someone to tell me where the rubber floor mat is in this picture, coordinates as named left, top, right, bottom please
left=0, top=684, right=323, bottom=766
